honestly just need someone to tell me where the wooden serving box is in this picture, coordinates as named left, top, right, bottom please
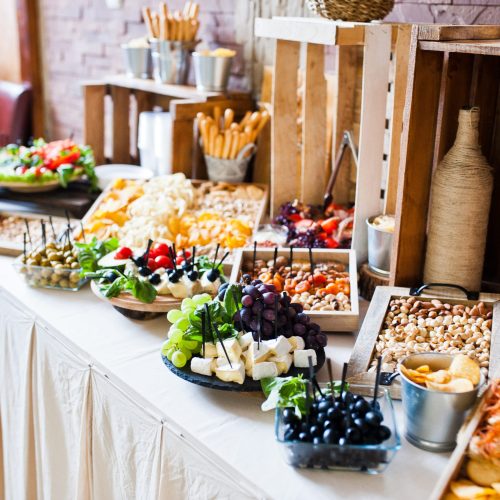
left=230, top=247, right=359, bottom=333
left=347, top=286, right=500, bottom=399
left=430, top=375, right=500, bottom=500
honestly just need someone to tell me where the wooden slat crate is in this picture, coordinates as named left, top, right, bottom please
left=390, top=25, right=500, bottom=292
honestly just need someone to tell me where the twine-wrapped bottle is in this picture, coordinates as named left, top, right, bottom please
left=423, top=107, right=493, bottom=291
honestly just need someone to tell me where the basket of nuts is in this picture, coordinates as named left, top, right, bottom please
left=347, top=285, right=500, bottom=399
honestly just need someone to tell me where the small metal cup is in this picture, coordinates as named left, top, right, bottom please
left=366, top=216, right=394, bottom=275
left=150, top=39, right=197, bottom=84
left=204, top=143, right=256, bottom=183
left=121, top=46, right=151, bottom=79
left=192, top=53, right=234, bottom=92
left=399, top=353, right=482, bottom=452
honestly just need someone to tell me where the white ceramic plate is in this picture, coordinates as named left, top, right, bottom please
left=94, top=164, right=154, bottom=190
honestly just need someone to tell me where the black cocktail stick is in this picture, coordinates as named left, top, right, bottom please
left=257, top=308, right=262, bottom=349
left=372, top=356, right=382, bottom=407
left=305, top=380, right=312, bottom=428
left=144, top=238, right=153, bottom=260
left=24, top=219, right=32, bottom=248
left=273, top=295, right=278, bottom=339
left=327, top=358, right=334, bottom=396
left=80, top=221, right=86, bottom=243
left=211, top=243, right=220, bottom=269
left=169, top=246, right=178, bottom=271
left=201, top=310, right=206, bottom=358
left=217, top=251, right=230, bottom=268
left=308, top=246, right=314, bottom=275
left=23, top=233, right=27, bottom=261
left=231, top=288, right=246, bottom=334
left=308, top=356, right=324, bottom=399
left=272, top=246, right=278, bottom=274
left=191, top=246, right=196, bottom=268
left=48, top=215, right=57, bottom=239
left=252, top=240, right=257, bottom=277
left=340, top=362, right=348, bottom=399
left=289, top=245, right=294, bottom=276
left=40, top=221, right=46, bottom=248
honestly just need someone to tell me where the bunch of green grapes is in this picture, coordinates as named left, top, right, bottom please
left=161, top=293, right=212, bottom=368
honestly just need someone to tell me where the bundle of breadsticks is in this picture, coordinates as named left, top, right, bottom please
left=197, top=107, right=270, bottom=160
left=142, top=2, right=199, bottom=42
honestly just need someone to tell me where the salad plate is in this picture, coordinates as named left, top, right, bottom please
left=0, top=180, right=62, bottom=193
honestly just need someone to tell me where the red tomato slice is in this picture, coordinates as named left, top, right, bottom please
left=321, top=217, right=340, bottom=234
left=324, top=237, right=340, bottom=249
left=147, top=258, right=158, bottom=271
left=155, top=255, right=173, bottom=269
left=152, top=242, right=170, bottom=257
left=115, top=247, right=133, bottom=259
left=288, top=213, right=302, bottom=222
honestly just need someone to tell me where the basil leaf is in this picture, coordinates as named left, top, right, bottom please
left=223, top=283, right=242, bottom=319
left=103, top=277, right=127, bottom=298
left=126, top=277, right=157, bottom=304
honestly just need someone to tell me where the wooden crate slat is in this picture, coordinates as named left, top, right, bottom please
left=111, top=85, right=131, bottom=164
left=418, top=25, right=500, bottom=42
left=351, top=24, right=392, bottom=265
left=83, top=83, right=106, bottom=165
left=384, top=24, right=412, bottom=215
left=420, top=39, right=500, bottom=56
left=390, top=28, right=444, bottom=287
left=301, top=43, right=327, bottom=206
left=270, top=39, right=300, bottom=217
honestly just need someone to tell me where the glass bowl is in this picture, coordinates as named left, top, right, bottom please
left=275, top=384, right=401, bottom=473
left=13, top=255, right=88, bottom=291
left=254, top=224, right=288, bottom=247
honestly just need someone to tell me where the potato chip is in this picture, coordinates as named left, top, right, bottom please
left=427, top=369, right=451, bottom=384
left=449, top=354, right=481, bottom=386
left=451, top=480, right=498, bottom=499
left=416, top=364, right=431, bottom=373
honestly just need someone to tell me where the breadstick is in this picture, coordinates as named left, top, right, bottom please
left=175, top=11, right=184, bottom=41
left=189, top=2, right=199, bottom=19
left=230, top=122, right=240, bottom=132
left=160, top=2, right=168, bottom=18
left=222, top=130, right=232, bottom=159
left=208, top=124, right=218, bottom=156
left=159, top=14, right=167, bottom=40
left=229, top=130, right=239, bottom=159
left=252, top=110, right=270, bottom=141
left=151, top=12, right=160, bottom=39
left=183, top=1, right=192, bottom=17
left=199, top=117, right=210, bottom=153
left=213, top=106, right=222, bottom=129
left=142, top=7, right=155, bottom=39
left=168, top=13, right=177, bottom=40
left=190, top=19, right=200, bottom=41
left=239, top=111, right=251, bottom=129
left=248, top=111, right=261, bottom=129
left=223, top=108, right=234, bottom=130
left=214, top=134, right=223, bottom=158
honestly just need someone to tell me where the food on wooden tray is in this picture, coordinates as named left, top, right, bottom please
left=253, top=224, right=288, bottom=247
left=370, top=297, right=492, bottom=378
left=0, top=139, right=97, bottom=189
left=196, top=106, right=269, bottom=159
left=370, top=214, right=395, bottom=233
left=242, top=253, right=351, bottom=313
left=80, top=176, right=265, bottom=254
left=444, top=380, right=500, bottom=500
left=196, top=48, right=236, bottom=57
left=87, top=241, right=227, bottom=304
left=143, top=2, right=200, bottom=42
left=400, top=355, right=481, bottom=393
left=0, top=214, right=69, bottom=248
left=274, top=199, right=354, bottom=248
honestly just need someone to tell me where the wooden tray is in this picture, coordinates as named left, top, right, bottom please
left=347, top=286, right=500, bottom=399
left=430, top=377, right=499, bottom=500
left=161, top=347, right=326, bottom=392
left=0, top=211, right=72, bottom=256
left=230, top=247, right=359, bottom=333
left=90, top=279, right=181, bottom=319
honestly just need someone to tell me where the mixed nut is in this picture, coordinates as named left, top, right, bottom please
left=370, top=296, right=492, bottom=377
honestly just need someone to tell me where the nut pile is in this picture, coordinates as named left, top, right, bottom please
left=370, top=296, right=492, bottom=377
left=0, top=215, right=68, bottom=246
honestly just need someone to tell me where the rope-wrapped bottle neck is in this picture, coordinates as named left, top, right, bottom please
left=454, top=107, right=480, bottom=148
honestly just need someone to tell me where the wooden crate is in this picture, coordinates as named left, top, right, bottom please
left=347, top=286, right=500, bottom=399
left=390, top=25, right=500, bottom=291
left=254, top=18, right=411, bottom=266
left=230, top=247, right=359, bottom=332
left=430, top=376, right=499, bottom=500
left=82, top=75, right=253, bottom=178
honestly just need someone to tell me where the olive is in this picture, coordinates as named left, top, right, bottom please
left=27, top=258, right=38, bottom=266
left=39, top=278, right=49, bottom=286
left=377, top=425, right=391, bottom=441
left=187, top=270, right=199, bottom=281
left=312, top=436, right=322, bottom=445
left=284, top=428, right=297, bottom=442
left=70, top=271, right=80, bottom=282
left=365, top=410, right=383, bottom=427
left=63, top=251, right=72, bottom=259
left=41, top=258, right=50, bottom=267
left=309, top=425, right=321, bottom=438
left=51, top=273, right=60, bottom=283
left=354, top=399, right=370, bottom=415
left=149, top=274, right=161, bottom=285
left=318, top=399, right=331, bottom=412
left=322, top=428, right=336, bottom=444
left=103, top=271, right=118, bottom=283
left=138, top=266, right=152, bottom=277
left=298, top=432, right=310, bottom=442
left=71, top=262, right=80, bottom=269
left=282, top=408, right=298, bottom=423
left=59, top=279, right=70, bottom=288
left=41, top=268, right=52, bottom=278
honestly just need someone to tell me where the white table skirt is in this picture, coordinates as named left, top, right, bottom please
left=0, top=256, right=449, bottom=499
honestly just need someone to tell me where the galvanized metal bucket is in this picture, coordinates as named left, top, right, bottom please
left=150, top=39, right=197, bottom=84
left=366, top=216, right=394, bottom=275
left=399, top=352, right=482, bottom=452
left=192, top=53, right=234, bottom=92
left=204, top=143, right=256, bottom=183
left=122, top=46, right=151, bottom=79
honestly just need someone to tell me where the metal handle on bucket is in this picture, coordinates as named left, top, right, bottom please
left=409, top=283, right=479, bottom=301
left=236, top=142, right=257, bottom=160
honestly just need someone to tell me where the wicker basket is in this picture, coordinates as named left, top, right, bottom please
left=307, top=0, right=394, bottom=22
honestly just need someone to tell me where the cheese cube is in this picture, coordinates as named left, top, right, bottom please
left=269, top=353, right=293, bottom=375
left=268, top=336, right=292, bottom=357
left=252, top=362, right=278, bottom=381
left=191, top=357, right=214, bottom=376
left=202, top=343, right=218, bottom=358
left=168, top=280, right=189, bottom=299
left=215, top=362, right=245, bottom=384
left=248, top=341, right=271, bottom=365
left=238, top=331, right=254, bottom=350
left=293, top=349, right=317, bottom=368
left=216, top=338, right=242, bottom=363
left=289, top=336, right=305, bottom=351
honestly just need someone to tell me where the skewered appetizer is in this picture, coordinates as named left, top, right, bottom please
left=274, top=199, right=354, bottom=249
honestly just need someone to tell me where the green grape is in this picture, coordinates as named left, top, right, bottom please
left=174, top=317, right=190, bottom=331
left=191, top=342, right=202, bottom=355
left=193, top=293, right=211, bottom=305
left=179, top=347, right=192, bottom=361
left=168, top=328, right=183, bottom=342
left=181, top=298, right=195, bottom=313
left=167, top=309, right=184, bottom=323
left=182, top=339, right=198, bottom=350
left=161, top=340, right=172, bottom=356
left=172, top=350, right=187, bottom=368
left=166, top=347, right=176, bottom=361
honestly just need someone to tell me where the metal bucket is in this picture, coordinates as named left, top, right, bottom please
left=122, top=46, right=151, bottom=79
left=150, top=40, right=197, bottom=84
left=366, top=216, right=394, bottom=275
left=204, top=143, right=256, bottom=183
left=399, top=353, right=482, bottom=452
left=192, top=53, right=234, bottom=92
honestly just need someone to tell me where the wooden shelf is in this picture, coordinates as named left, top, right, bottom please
left=419, top=39, right=500, bottom=56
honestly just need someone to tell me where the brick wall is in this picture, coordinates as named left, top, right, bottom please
left=38, top=0, right=500, bottom=142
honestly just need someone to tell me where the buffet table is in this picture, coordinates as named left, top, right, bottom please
left=0, top=255, right=449, bottom=500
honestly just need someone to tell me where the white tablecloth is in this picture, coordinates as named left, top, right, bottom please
left=0, top=255, right=449, bottom=499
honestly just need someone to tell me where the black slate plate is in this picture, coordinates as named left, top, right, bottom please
left=161, top=347, right=325, bottom=392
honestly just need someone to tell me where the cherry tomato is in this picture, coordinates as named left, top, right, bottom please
left=288, top=213, right=302, bottom=222
left=152, top=242, right=169, bottom=257
left=316, top=232, right=328, bottom=241
left=115, top=247, right=133, bottom=259
left=147, top=258, right=158, bottom=271
left=176, top=256, right=184, bottom=265
left=321, top=217, right=340, bottom=234
left=155, top=255, right=172, bottom=269
left=324, top=237, right=340, bottom=249
left=312, top=274, right=327, bottom=286
left=176, top=249, right=191, bottom=259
